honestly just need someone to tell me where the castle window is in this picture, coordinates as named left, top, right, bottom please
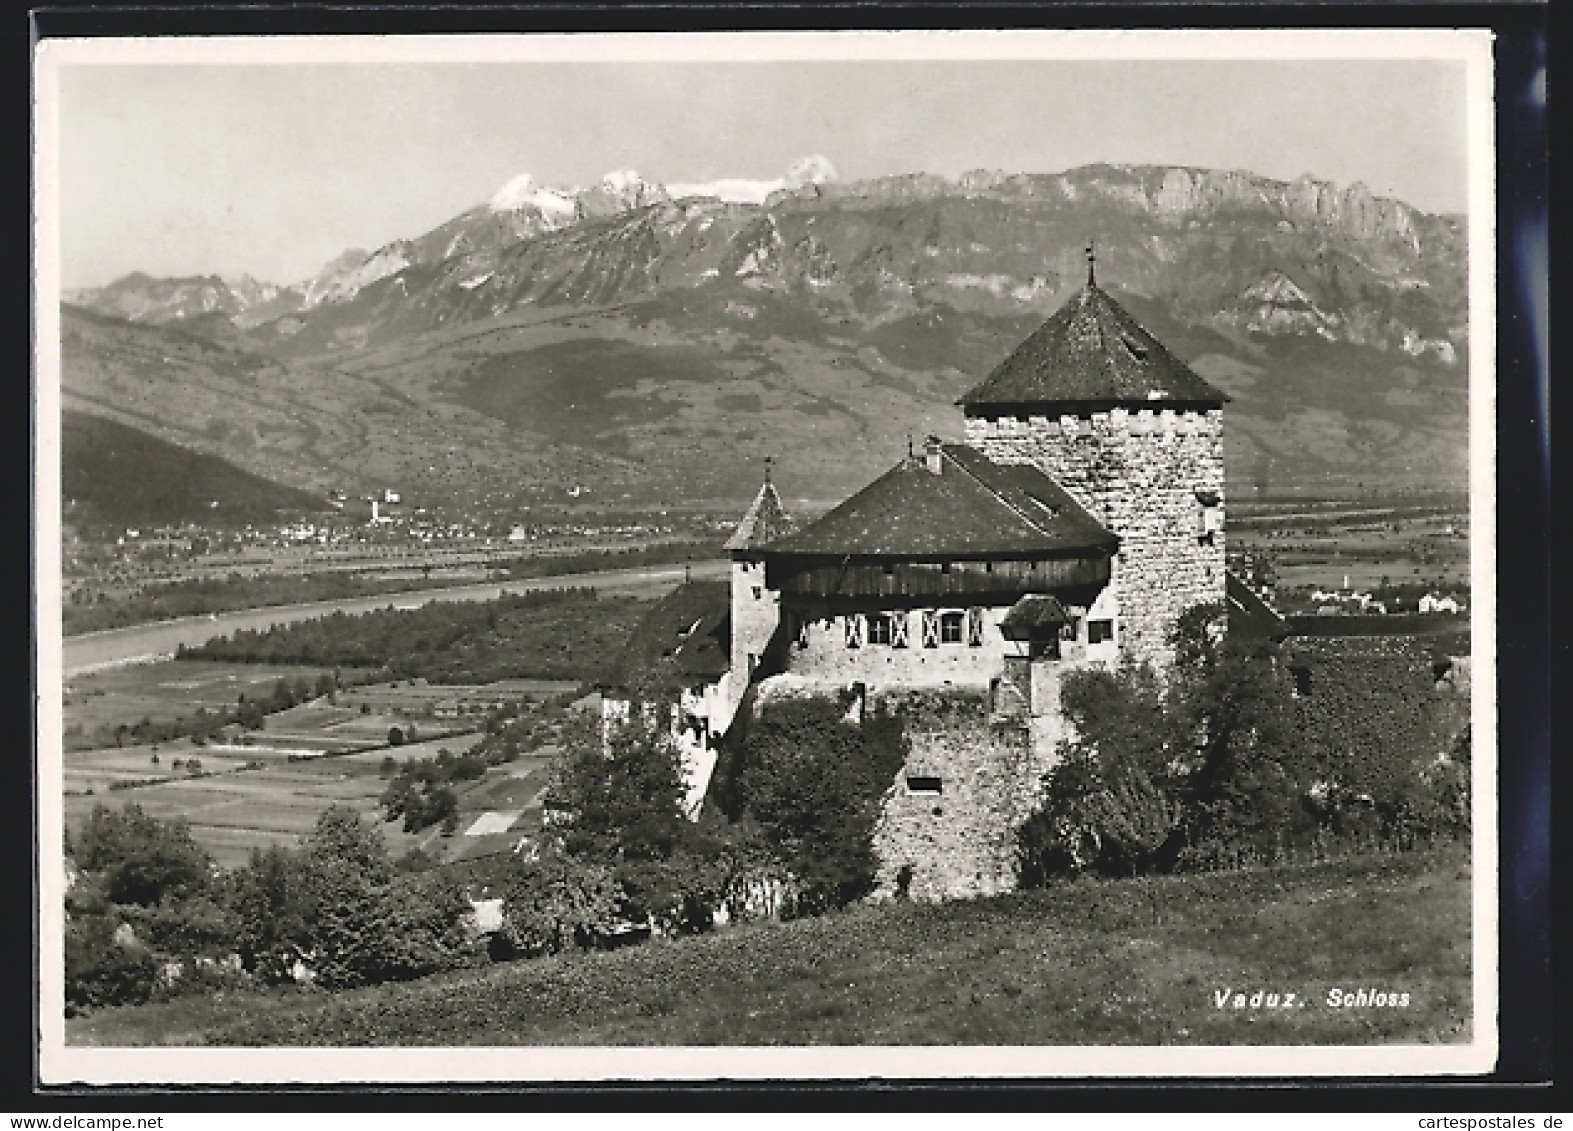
left=890, top=611, right=910, bottom=648
left=940, top=611, right=964, bottom=644
left=1196, top=490, right=1223, bottom=546
left=921, top=610, right=940, bottom=648
left=1088, top=619, right=1114, bottom=645
left=1290, top=665, right=1313, bottom=698
left=906, top=776, right=943, bottom=795
left=966, top=607, right=985, bottom=647
left=868, top=614, right=893, bottom=646
left=844, top=614, right=865, bottom=649
left=752, top=586, right=762, bottom=599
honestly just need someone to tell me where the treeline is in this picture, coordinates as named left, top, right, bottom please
left=1017, top=607, right=1470, bottom=881
left=65, top=571, right=475, bottom=636
left=177, top=589, right=650, bottom=685
left=66, top=540, right=719, bottom=638
left=65, top=804, right=477, bottom=1013
left=491, top=540, right=717, bottom=582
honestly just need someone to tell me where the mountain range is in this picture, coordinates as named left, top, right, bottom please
left=62, top=158, right=1470, bottom=515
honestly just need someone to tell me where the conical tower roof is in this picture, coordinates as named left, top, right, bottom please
left=724, top=476, right=796, bottom=552
left=959, top=276, right=1228, bottom=413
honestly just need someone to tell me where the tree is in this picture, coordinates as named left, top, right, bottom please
left=388, top=726, right=405, bottom=746
left=75, top=804, right=211, bottom=907
left=494, top=848, right=622, bottom=956
left=546, top=709, right=691, bottom=925
left=228, top=844, right=310, bottom=983
left=728, top=695, right=909, bottom=915
left=1170, top=627, right=1316, bottom=864
left=294, top=806, right=395, bottom=989
left=1021, top=605, right=1318, bottom=881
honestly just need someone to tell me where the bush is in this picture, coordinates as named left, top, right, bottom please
left=1020, top=604, right=1469, bottom=883
left=495, top=849, right=623, bottom=957
left=725, top=695, right=908, bottom=915
left=65, top=916, right=161, bottom=1014
left=229, top=845, right=311, bottom=983
left=546, top=710, right=690, bottom=925
left=75, top=804, right=211, bottom=907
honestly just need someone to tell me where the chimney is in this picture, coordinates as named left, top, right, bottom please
left=924, top=435, right=943, bottom=475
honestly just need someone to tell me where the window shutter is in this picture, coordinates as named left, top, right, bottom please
left=966, top=606, right=984, bottom=647
left=921, top=610, right=940, bottom=648
left=845, top=614, right=864, bottom=649
left=891, top=610, right=910, bottom=648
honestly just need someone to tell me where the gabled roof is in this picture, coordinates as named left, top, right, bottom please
left=1000, top=594, right=1073, bottom=639
left=763, top=444, right=1115, bottom=559
left=960, top=280, right=1228, bottom=412
left=606, top=579, right=731, bottom=694
left=724, top=479, right=796, bottom=552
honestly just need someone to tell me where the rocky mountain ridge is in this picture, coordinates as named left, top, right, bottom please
left=68, top=161, right=1462, bottom=357
left=61, top=161, right=1470, bottom=508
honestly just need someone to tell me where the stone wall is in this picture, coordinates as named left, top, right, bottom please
left=730, top=557, right=781, bottom=710
left=965, top=406, right=1226, bottom=673
left=778, top=596, right=1122, bottom=694
left=869, top=689, right=1055, bottom=902
left=784, top=604, right=1009, bottom=691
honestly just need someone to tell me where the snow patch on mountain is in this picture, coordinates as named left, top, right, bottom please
left=669, top=177, right=787, bottom=205
left=488, top=174, right=578, bottom=218
left=303, top=245, right=411, bottom=308
left=670, top=155, right=838, bottom=204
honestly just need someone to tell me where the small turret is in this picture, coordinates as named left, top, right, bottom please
left=723, top=456, right=795, bottom=551
left=726, top=460, right=795, bottom=706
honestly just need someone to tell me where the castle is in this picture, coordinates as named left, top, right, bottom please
left=607, top=257, right=1232, bottom=898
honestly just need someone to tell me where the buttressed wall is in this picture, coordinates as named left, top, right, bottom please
left=966, top=406, right=1225, bottom=671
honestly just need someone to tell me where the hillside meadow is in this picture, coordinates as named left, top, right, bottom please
left=68, top=843, right=1471, bottom=1048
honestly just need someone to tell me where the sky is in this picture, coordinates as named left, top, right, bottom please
left=52, top=50, right=1473, bottom=290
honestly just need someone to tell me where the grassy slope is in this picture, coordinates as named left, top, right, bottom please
left=69, top=845, right=1471, bottom=1047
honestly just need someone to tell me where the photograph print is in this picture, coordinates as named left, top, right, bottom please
left=34, top=29, right=1496, bottom=1082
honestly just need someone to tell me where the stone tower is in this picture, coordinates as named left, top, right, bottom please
left=723, top=460, right=796, bottom=710
left=959, top=252, right=1228, bottom=672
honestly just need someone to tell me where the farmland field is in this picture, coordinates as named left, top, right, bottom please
left=60, top=651, right=581, bottom=867
left=63, top=661, right=344, bottom=744
left=60, top=727, right=564, bottom=869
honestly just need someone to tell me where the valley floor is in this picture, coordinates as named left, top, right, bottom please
left=68, top=844, right=1472, bottom=1049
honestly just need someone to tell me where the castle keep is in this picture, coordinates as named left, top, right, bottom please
left=958, top=262, right=1228, bottom=671
left=610, top=259, right=1230, bottom=899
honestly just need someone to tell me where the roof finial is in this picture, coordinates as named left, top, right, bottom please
left=684, top=555, right=692, bottom=583
left=763, top=454, right=773, bottom=486
left=1086, top=242, right=1096, bottom=287
left=906, top=431, right=914, bottom=459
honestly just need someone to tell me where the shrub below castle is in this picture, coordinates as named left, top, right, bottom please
left=1019, top=606, right=1470, bottom=882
